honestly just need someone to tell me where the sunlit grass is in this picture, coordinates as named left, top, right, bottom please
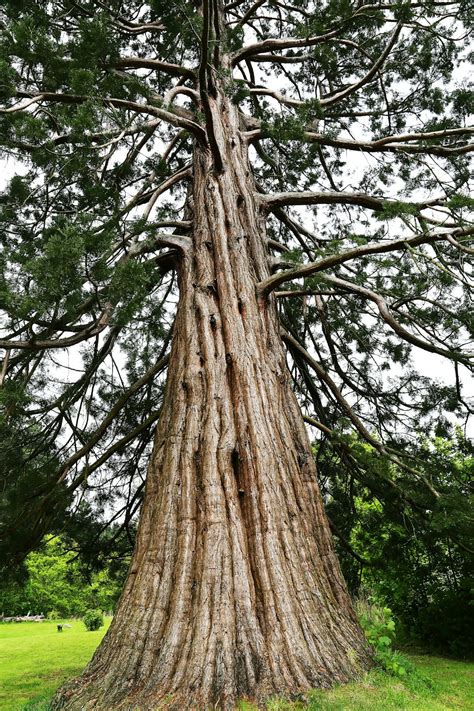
left=0, top=618, right=110, bottom=710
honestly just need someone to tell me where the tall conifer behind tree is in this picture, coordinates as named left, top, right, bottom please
left=0, top=1, right=472, bottom=708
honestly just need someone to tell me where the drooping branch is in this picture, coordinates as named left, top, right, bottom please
left=66, top=409, right=162, bottom=493
left=236, top=0, right=267, bottom=27
left=319, top=22, right=403, bottom=108
left=283, top=330, right=441, bottom=498
left=283, top=329, right=380, bottom=446
left=94, top=2, right=165, bottom=35
left=5, top=91, right=207, bottom=143
left=9, top=118, right=162, bottom=152
left=257, top=226, right=474, bottom=298
left=0, top=304, right=115, bottom=351
left=320, top=274, right=474, bottom=365
left=0, top=226, right=187, bottom=352
left=23, top=328, right=120, bottom=417
left=141, top=167, right=194, bottom=221
left=56, top=352, right=170, bottom=484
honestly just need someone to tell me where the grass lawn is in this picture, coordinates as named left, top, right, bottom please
left=256, top=655, right=474, bottom=710
left=0, top=618, right=111, bottom=710
left=0, top=620, right=472, bottom=710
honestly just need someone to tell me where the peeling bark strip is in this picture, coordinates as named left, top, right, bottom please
left=53, top=97, right=371, bottom=710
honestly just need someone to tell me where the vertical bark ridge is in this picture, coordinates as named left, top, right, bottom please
left=53, top=95, right=372, bottom=711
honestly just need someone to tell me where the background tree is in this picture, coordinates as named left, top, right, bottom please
left=322, top=429, right=474, bottom=658
left=0, top=534, right=126, bottom=618
left=0, top=1, right=472, bottom=709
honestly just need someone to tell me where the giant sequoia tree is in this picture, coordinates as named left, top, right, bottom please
left=0, top=0, right=473, bottom=708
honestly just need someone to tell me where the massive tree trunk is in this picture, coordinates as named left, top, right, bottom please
left=54, top=94, right=371, bottom=710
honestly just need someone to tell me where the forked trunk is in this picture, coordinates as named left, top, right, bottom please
left=54, top=95, right=371, bottom=710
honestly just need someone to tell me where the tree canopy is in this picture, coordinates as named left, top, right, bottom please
left=0, top=0, right=472, bottom=571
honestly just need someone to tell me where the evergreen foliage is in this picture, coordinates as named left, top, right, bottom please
left=324, top=431, right=474, bottom=656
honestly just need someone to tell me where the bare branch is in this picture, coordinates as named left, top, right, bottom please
left=231, top=27, right=340, bottom=64
left=302, top=130, right=474, bottom=157
left=303, top=414, right=332, bottom=436
left=260, top=189, right=388, bottom=211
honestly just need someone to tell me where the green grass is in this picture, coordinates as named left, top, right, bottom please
left=0, top=618, right=111, bottom=710
left=0, top=621, right=472, bottom=710
left=255, top=657, right=474, bottom=710
left=238, top=655, right=474, bottom=710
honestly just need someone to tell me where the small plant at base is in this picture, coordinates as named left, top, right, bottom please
left=82, top=609, right=104, bottom=631
left=356, top=596, right=414, bottom=678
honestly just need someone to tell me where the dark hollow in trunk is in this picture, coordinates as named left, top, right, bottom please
left=53, top=96, right=372, bottom=711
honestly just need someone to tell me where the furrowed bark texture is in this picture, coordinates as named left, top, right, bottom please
left=53, top=96, right=371, bottom=710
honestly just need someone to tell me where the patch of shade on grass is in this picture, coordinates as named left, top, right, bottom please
left=0, top=618, right=110, bottom=710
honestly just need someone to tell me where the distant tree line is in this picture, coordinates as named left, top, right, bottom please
left=0, top=533, right=127, bottom=618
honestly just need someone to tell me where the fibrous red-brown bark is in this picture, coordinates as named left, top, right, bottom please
left=53, top=95, right=371, bottom=710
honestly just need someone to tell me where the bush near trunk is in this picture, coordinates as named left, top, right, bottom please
left=355, top=597, right=419, bottom=680
left=82, top=609, right=104, bottom=632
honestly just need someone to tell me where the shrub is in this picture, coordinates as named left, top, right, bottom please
left=356, top=595, right=414, bottom=678
left=82, top=609, right=104, bottom=631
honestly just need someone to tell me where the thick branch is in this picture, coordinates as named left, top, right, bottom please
left=115, top=57, right=195, bottom=79
left=261, top=190, right=388, bottom=211
left=231, top=28, right=340, bottom=64
left=246, top=123, right=474, bottom=157
left=257, top=226, right=474, bottom=297
left=302, top=129, right=474, bottom=157
left=8, top=91, right=207, bottom=143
